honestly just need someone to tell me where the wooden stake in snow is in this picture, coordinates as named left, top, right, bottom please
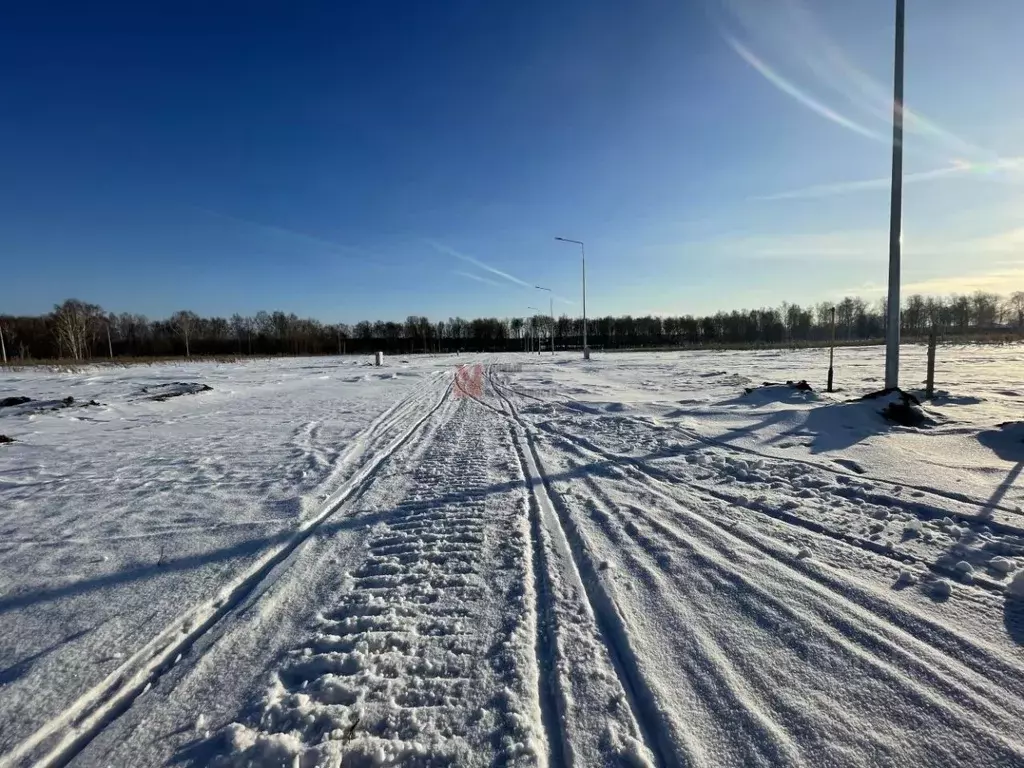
left=827, top=306, right=836, bottom=393
left=926, top=331, right=937, bottom=400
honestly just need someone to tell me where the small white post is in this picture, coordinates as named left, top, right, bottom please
left=375, top=351, right=384, bottom=366
left=926, top=331, right=937, bottom=399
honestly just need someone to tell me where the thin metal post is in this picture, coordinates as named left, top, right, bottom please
left=828, top=307, right=836, bottom=392
left=106, top=322, right=113, bottom=359
left=885, top=0, right=905, bottom=390
left=556, top=236, right=589, bottom=358
left=926, top=331, right=937, bottom=399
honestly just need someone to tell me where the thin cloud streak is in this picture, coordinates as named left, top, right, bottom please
left=724, top=35, right=886, bottom=143
left=754, top=157, right=1024, bottom=201
left=754, top=165, right=964, bottom=201
left=453, top=270, right=502, bottom=288
left=427, top=239, right=533, bottom=289
left=197, top=207, right=370, bottom=258
left=724, top=0, right=1002, bottom=163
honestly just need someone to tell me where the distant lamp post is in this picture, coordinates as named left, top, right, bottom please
left=555, top=237, right=588, bottom=359
left=535, top=286, right=554, bottom=354
left=885, top=0, right=905, bottom=390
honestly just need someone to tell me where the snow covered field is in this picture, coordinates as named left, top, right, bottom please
left=2, top=344, right=1024, bottom=766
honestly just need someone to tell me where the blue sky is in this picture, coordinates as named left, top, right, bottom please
left=2, top=0, right=1022, bottom=322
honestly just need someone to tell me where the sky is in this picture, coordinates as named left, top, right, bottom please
left=2, top=0, right=1023, bottom=323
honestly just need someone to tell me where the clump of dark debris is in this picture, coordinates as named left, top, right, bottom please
left=0, top=396, right=100, bottom=413
left=860, top=388, right=932, bottom=428
left=744, top=380, right=813, bottom=394
left=141, top=382, right=213, bottom=402
left=0, top=434, right=14, bottom=445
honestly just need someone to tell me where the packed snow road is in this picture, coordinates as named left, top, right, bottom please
left=2, top=348, right=1024, bottom=766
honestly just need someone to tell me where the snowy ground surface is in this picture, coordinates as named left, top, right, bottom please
left=2, top=344, right=1024, bottom=767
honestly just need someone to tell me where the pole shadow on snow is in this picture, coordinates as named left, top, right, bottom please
left=977, top=422, right=1024, bottom=513
left=711, top=389, right=897, bottom=455
left=974, top=422, right=1024, bottom=644
left=0, top=626, right=93, bottom=686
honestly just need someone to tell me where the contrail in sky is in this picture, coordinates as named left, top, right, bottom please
left=427, top=239, right=533, bottom=288
left=724, top=34, right=886, bottom=143
left=453, top=270, right=502, bottom=288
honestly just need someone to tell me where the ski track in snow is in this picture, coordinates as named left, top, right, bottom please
left=485, top=365, right=1024, bottom=766
left=4, top=348, right=1024, bottom=767
left=218, top=396, right=546, bottom=767
left=0, top=372, right=453, bottom=768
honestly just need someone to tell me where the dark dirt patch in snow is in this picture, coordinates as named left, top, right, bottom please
left=861, top=388, right=934, bottom=428
left=141, top=382, right=213, bottom=402
left=737, top=380, right=817, bottom=405
left=744, top=380, right=814, bottom=394
left=0, top=396, right=101, bottom=415
left=0, top=435, right=13, bottom=444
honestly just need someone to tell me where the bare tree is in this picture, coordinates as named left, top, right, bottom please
left=52, top=299, right=102, bottom=360
left=1008, top=292, right=1024, bottom=328
left=171, top=310, right=199, bottom=357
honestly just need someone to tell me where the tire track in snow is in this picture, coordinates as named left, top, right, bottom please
left=218, top=397, right=545, bottom=766
left=485, top=368, right=666, bottom=767
left=494, top=373, right=1021, bottom=595
left=497, top=374, right=1024, bottom=531
left=523, top=404, right=1024, bottom=695
left=492, top=370, right=1024, bottom=764
left=0, top=375, right=454, bottom=768
left=541, top=448, right=1024, bottom=764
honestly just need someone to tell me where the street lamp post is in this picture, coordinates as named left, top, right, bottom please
left=535, top=287, right=554, bottom=354
left=885, top=0, right=905, bottom=390
left=555, top=237, right=588, bottom=359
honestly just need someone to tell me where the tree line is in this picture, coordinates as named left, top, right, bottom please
left=1, top=291, right=1022, bottom=362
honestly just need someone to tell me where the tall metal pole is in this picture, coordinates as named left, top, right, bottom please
left=556, top=237, right=588, bottom=358
left=828, top=306, right=836, bottom=393
left=885, top=0, right=905, bottom=390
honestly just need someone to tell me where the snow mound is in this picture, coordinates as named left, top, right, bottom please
left=990, top=556, right=1016, bottom=574
left=1009, top=571, right=1024, bottom=598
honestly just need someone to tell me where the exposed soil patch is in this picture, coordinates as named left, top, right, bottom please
left=861, top=388, right=933, bottom=428
left=0, top=396, right=101, bottom=415
left=142, top=382, right=213, bottom=402
left=744, top=379, right=813, bottom=394
left=0, top=435, right=13, bottom=445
